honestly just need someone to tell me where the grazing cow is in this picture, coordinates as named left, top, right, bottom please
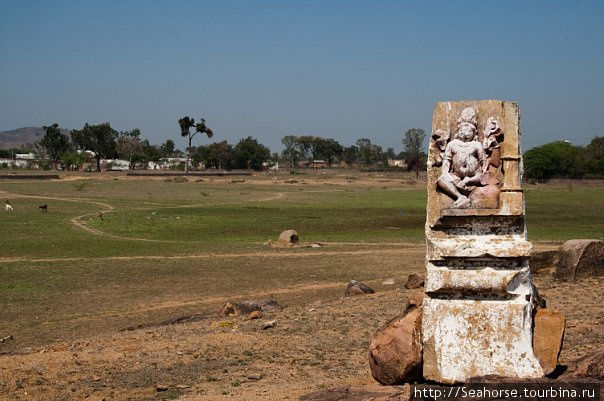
left=5, top=200, right=13, bottom=212
left=38, top=204, right=48, bottom=212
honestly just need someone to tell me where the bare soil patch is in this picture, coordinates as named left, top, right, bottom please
left=0, top=259, right=600, bottom=401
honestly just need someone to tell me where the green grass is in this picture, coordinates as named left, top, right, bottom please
left=86, top=187, right=426, bottom=243
left=1, top=179, right=602, bottom=260
left=525, top=186, right=604, bottom=241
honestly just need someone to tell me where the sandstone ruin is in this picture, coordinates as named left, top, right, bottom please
left=422, top=100, right=544, bottom=383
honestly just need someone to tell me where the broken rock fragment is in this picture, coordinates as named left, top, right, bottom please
left=369, top=306, right=423, bottom=385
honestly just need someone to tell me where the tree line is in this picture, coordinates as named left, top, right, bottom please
left=281, top=128, right=427, bottom=178
left=524, top=137, right=604, bottom=180
left=1, top=118, right=428, bottom=173
left=3, top=120, right=601, bottom=179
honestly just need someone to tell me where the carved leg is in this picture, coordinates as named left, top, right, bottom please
left=437, top=176, right=464, bottom=202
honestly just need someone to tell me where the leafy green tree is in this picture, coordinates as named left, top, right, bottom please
left=383, top=147, right=396, bottom=166
left=197, top=141, right=234, bottom=169
left=61, top=151, right=88, bottom=171
left=296, top=135, right=319, bottom=163
left=342, top=145, right=359, bottom=166
left=281, top=135, right=302, bottom=170
left=315, top=138, right=343, bottom=166
left=116, top=128, right=142, bottom=169
left=178, top=116, right=214, bottom=173
left=232, top=137, right=270, bottom=170
left=40, top=123, right=70, bottom=169
left=140, top=140, right=162, bottom=165
left=160, top=139, right=176, bottom=159
left=524, top=141, right=582, bottom=180
left=582, top=136, right=604, bottom=178
left=71, top=123, right=118, bottom=172
left=403, top=128, right=426, bottom=179
left=356, top=138, right=382, bottom=166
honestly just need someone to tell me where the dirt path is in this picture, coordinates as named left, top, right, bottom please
left=0, top=247, right=418, bottom=264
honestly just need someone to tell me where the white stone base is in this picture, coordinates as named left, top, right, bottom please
left=422, top=298, right=543, bottom=383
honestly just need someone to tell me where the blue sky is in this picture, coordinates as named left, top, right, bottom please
left=1, top=0, right=603, bottom=152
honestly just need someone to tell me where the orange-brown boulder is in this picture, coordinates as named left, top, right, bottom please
left=404, top=273, right=424, bottom=289
left=369, top=306, right=422, bottom=385
left=404, top=289, right=424, bottom=312
left=533, top=308, right=565, bottom=375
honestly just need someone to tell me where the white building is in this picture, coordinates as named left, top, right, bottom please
left=103, top=159, right=131, bottom=170
left=15, top=153, right=36, bottom=160
left=388, top=158, right=407, bottom=168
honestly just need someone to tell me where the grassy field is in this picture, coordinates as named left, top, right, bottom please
left=1, top=175, right=602, bottom=257
left=0, top=173, right=603, bottom=351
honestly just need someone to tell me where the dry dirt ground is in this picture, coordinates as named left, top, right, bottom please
left=0, top=246, right=601, bottom=401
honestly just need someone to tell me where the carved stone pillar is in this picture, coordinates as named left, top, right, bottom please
left=422, top=100, right=543, bottom=383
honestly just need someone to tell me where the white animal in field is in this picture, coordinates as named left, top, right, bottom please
left=5, top=201, right=13, bottom=211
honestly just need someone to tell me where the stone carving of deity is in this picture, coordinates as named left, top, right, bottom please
left=434, top=107, right=504, bottom=209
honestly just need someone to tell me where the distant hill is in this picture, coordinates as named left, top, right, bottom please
left=0, top=127, right=70, bottom=149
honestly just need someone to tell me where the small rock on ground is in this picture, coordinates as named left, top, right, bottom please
left=262, top=320, right=276, bottom=330
left=404, top=273, right=424, bottom=289
left=344, top=280, right=375, bottom=296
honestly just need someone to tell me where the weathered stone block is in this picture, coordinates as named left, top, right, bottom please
left=427, top=235, right=532, bottom=260
left=425, top=266, right=530, bottom=295
left=423, top=298, right=543, bottom=383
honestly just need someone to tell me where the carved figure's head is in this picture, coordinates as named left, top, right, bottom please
left=457, top=122, right=477, bottom=142
left=432, top=129, right=450, bottom=151
left=484, top=117, right=501, bottom=137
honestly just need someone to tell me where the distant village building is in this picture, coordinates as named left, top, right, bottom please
left=147, top=157, right=187, bottom=170
left=297, top=160, right=328, bottom=169
left=336, top=160, right=362, bottom=168
left=103, top=159, right=130, bottom=171
left=0, top=158, right=16, bottom=167
left=262, top=161, right=279, bottom=171
left=15, top=153, right=36, bottom=160
left=388, top=158, right=407, bottom=168
left=1, top=153, right=38, bottom=168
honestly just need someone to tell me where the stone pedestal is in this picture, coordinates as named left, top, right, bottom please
left=422, top=100, right=543, bottom=383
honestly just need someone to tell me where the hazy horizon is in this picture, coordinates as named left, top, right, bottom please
left=1, top=0, right=603, bottom=153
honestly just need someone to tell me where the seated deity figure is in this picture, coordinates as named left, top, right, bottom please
left=437, top=107, right=489, bottom=208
